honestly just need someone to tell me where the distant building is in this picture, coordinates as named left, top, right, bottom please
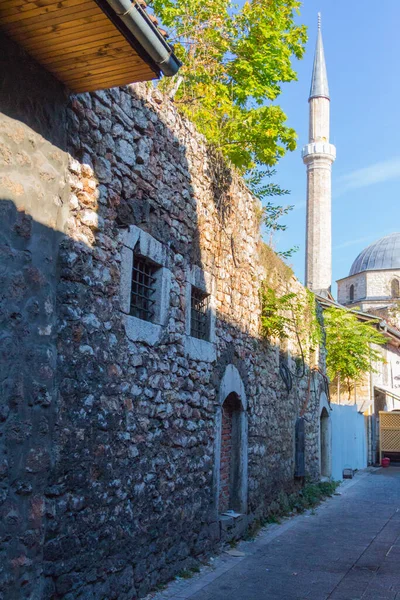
left=337, top=232, right=400, bottom=318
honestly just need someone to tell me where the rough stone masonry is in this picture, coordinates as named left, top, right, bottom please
left=0, top=37, right=328, bottom=600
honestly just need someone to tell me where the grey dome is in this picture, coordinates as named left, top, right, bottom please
left=349, top=232, right=400, bottom=276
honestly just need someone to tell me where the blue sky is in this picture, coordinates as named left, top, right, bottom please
left=272, top=1, right=400, bottom=297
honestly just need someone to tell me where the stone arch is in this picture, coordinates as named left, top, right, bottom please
left=213, top=365, right=248, bottom=515
left=319, top=392, right=331, bottom=478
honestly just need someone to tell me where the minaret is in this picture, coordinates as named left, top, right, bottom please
left=302, top=14, right=336, bottom=295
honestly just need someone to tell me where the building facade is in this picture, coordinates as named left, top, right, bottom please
left=335, top=234, right=400, bottom=462
left=0, top=34, right=329, bottom=600
left=337, top=232, right=400, bottom=315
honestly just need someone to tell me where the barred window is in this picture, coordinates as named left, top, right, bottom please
left=191, top=287, right=210, bottom=340
left=130, top=255, right=158, bottom=322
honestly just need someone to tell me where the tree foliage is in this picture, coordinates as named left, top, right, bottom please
left=260, top=286, right=296, bottom=339
left=324, top=307, right=386, bottom=397
left=151, top=0, right=307, bottom=173
left=245, top=167, right=298, bottom=257
left=260, top=285, right=321, bottom=356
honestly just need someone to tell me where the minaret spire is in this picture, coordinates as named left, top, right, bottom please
left=302, top=14, right=336, bottom=295
left=309, top=13, right=330, bottom=101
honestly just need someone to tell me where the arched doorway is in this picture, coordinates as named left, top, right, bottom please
left=214, top=365, right=248, bottom=515
left=319, top=392, right=331, bottom=479
left=320, top=407, right=330, bottom=477
left=219, top=392, right=243, bottom=512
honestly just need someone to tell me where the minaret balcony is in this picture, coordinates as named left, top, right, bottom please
left=302, top=142, right=336, bottom=162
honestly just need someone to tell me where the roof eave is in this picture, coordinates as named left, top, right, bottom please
left=101, top=0, right=181, bottom=77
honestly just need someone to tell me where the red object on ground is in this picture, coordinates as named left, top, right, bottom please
left=382, top=457, right=390, bottom=468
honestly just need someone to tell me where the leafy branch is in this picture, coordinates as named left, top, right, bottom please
left=323, top=307, right=386, bottom=400
left=260, top=285, right=321, bottom=357
left=150, top=0, right=307, bottom=173
left=245, top=167, right=297, bottom=258
left=260, top=286, right=296, bottom=339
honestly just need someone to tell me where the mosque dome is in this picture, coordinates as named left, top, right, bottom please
left=349, top=232, right=400, bottom=276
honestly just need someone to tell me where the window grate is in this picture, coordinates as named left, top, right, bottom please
left=191, top=288, right=210, bottom=340
left=130, top=255, right=158, bottom=322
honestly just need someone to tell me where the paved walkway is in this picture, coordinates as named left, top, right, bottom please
left=149, top=468, right=400, bottom=600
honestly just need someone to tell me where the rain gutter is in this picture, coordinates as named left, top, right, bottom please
left=104, top=0, right=181, bottom=77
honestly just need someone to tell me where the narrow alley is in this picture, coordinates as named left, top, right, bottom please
left=151, top=468, right=400, bottom=600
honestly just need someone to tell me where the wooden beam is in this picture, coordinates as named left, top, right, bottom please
left=3, top=5, right=100, bottom=32
left=62, top=60, right=153, bottom=81
left=30, top=33, right=122, bottom=58
left=68, top=69, right=154, bottom=92
left=45, top=52, right=143, bottom=74
left=0, top=0, right=72, bottom=11
left=20, top=20, right=114, bottom=47
left=9, top=12, right=110, bottom=41
left=0, top=0, right=90, bottom=23
left=39, top=40, right=135, bottom=67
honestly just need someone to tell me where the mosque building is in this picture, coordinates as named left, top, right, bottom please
left=303, top=16, right=400, bottom=440
left=337, top=233, right=400, bottom=315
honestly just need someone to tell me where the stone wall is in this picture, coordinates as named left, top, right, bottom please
left=366, top=270, right=400, bottom=301
left=0, top=34, right=70, bottom=599
left=1, top=65, right=327, bottom=598
left=337, top=272, right=366, bottom=306
left=44, top=83, right=325, bottom=598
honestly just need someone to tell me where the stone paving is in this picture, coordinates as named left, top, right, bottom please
left=148, top=468, right=400, bottom=600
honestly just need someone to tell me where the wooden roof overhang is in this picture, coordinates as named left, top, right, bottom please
left=0, top=0, right=178, bottom=92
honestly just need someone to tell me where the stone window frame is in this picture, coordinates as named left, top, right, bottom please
left=184, top=265, right=216, bottom=362
left=190, top=286, right=211, bottom=340
left=119, top=225, right=171, bottom=345
left=349, top=284, right=355, bottom=302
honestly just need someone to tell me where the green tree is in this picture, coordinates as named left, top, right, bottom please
left=151, top=0, right=307, bottom=173
left=324, top=307, right=386, bottom=400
